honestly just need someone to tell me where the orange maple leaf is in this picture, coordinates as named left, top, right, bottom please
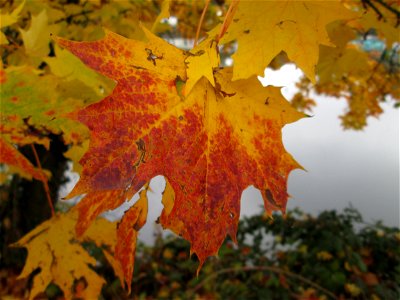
left=55, top=27, right=304, bottom=287
left=0, top=138, right=46, bottom=181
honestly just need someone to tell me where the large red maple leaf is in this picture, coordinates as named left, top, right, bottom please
left=55, top=27, right=304, bottom=287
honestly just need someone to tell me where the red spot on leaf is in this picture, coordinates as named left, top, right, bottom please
left=45, top=110, right=55, bottom=116
left=0, top=70, right=6, bottom=83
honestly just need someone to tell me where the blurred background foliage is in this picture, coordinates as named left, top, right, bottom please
left=2, top=207, right=399, bottom=299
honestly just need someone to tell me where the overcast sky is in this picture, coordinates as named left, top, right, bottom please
left=251, top=65, right=399, bottom=227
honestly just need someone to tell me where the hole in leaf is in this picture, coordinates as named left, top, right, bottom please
left=145, top=48, right=163, bottom=66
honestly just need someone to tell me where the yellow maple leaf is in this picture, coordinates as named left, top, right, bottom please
left=220, top=0, right=357, bottom=82
left=0, top=0, right=25, bottom=45
left=358, top=10, right=399, bottom=47
left=326, top=20, right=356, bottom=49
left=316, top=250, right=333, bottom=261
left=151, top=0, right=171, bottom=32
left=185, top=37, right=220, bottom=95
left=12, top=211, right=119, bottom=300
left=317, top=46, right=370, bottom=84
left=45, top=45, right=115, bottom=97
left=345, top=283, right=362, bottom=297
left=316, top=19, right=372, bottom=85
left=20, top=10, right=60, bottom=57
left=63, top=140, right=89, bottom=174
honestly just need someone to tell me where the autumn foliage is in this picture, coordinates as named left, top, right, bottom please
left=0, top=0, right=399, bottom=298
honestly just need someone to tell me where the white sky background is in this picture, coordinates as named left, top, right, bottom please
left=250, top=65, right=399, bottom=227
left=59, top=64, right=399, bottom=244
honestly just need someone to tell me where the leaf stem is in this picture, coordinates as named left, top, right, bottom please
left=30, top=144, right=55, bottom=217
left=194, top=0, right=210, bottom=47
left=187, top=265, right=337, bottom=299
left=216, top=0, right=240, bottom=44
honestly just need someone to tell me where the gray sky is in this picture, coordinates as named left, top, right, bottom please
left=283, top=98, right=399, bottom=227
left=259, top=65, right=399, bottom=228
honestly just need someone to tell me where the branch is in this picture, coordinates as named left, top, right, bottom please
left=30, top=145, right=55, bottom=217
left=216, top=0, right=240, bottom=44
left=194, top=0, right=210, bottom=47
left=374, top=0, right=400, bottom=25
left=187, top=265, right=337, bottom=299
left=362, top=0, right=385, bottom=21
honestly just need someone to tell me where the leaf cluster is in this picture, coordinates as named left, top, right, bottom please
left=0, top=0, right=399, bottom=298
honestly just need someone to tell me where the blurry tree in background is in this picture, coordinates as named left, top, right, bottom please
left=2, top=207, right=399, bottom=299
left=0, top=0, right=399, bottom=298
left=129, top=208, right=400, bottom=300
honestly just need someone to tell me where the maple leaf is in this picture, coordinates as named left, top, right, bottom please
left=185, top=37, right=219, bottom=95
left=20, top=10, right=59, bottom=58
left=315, top=21, right=370, bottom=85
left=12, top=211, right=120, bottom=300
left=0, top=0, right=25, bottom=45
left=295, top=12, right=399, bottom=130
left=0, top=66, right=49, bottom=149
left=219, top=0, right=357, bottom=82
left=115, top=185, right=148, bottom=292
left=0, top=138, right=47, bottom=181
left=356, top=6, right=400, bottom=47
left=0, top=66, right=89, bottom=145
left=45, top=45, right=115, bottom=98
left=317, top=46, right=370, bottom=85
left=0, top=63, right=111, bottom=177
left=55, top=27, right=186, bottom=198
left=55, top=26, right=304, bottom=286
left=151, top=0, right=171, bottom=33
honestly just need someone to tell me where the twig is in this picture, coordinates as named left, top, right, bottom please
left=362, top=0, right=385, bottom=21
left=193, top=0, right=210, bottom=47
left=187, top=265, right=337, bottom=299
left=216, top=0, right=240, bottom=44
left=30, top=145, right=55, bottom=217
left=374, top=0, right=400, bottom=25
